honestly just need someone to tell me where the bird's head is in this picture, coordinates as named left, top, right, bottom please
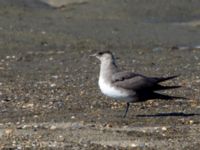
left=90, top=51, right=114, bottom=62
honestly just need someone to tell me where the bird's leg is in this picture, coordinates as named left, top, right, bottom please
left=123, top=103, right=130, bottom=118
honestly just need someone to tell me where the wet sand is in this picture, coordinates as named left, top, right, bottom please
left=0, top=0, right=200, bottom=149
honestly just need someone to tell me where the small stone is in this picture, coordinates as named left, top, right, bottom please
left=105, top=123, right=112, bottom=128
left=27, top=103, right=34, bottom=107
left=189, top=120, right=194, bottom=124
left=12, top=140, right=16, bottom=145
left=22, top=125, right=28, bottom=129
left=71, top=116, right=75, bottom=119
left=50, top=125, right=57, bottom=130
left=71, top=123, right=83, bottom=129
left=6, top=56, right=11, bottom=59
left=50, top=83, right=56, bottom=87
left=41, top=31, right=46, bottom=34
left=196, top=79, right=200, bottom=83
left=33, top=125, right=38, bottom=129
left=131, top=143, right=137, bottom=147
left=52, top=75, right=58, bottom=79
left=161, top=127, right=167, bottom=131
left=49, top=57, right=53, bottom=61
left=58, top=135, right=65, bottom=142
left=80, top=90, right=84, bottom=96
left=132, top=59, right=136, bottom=63
left=22, top=103, right=34, bottom=109
left=34, top=115, right=39, bottom=118
left=5, top=128, right=14, bottom=135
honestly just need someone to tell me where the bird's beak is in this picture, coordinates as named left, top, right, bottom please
left=89, top=53, right=97, bottom=57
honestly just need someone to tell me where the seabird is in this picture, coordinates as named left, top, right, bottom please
left=91, top=51, right=184, bottom=118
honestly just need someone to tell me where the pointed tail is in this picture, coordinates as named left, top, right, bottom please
left=154, top=75, right=179, bottom=83
left=153, top=84, right=181, bottom=91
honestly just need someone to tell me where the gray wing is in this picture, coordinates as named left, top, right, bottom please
left=112, top=71, right=156, bottom=90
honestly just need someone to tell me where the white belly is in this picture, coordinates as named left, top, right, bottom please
left=98, top=78, right=129, bottom=99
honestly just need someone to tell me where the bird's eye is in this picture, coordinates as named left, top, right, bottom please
left=98, top=52, right=103, bottom=55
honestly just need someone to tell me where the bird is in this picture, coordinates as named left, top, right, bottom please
left=91, top=51, right=185, bottom=118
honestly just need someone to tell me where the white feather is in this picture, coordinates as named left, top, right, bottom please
left=98, top=77, right=129, bottom=99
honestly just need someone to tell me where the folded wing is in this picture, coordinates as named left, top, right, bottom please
left=112, top=72, right=156, bottom=91
left=112, top=72, right=179, bottom=91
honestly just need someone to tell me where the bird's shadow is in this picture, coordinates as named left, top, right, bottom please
left=136, top=112, right=200, bottom=118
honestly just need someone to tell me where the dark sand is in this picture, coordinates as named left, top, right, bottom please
left=0, top=0, right=200, bottom=149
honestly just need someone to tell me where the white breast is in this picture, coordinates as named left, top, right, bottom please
left=98, top=77, right=129, bottom=99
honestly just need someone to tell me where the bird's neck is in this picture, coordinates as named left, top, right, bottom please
left=99, top=59, right=118, bottom=82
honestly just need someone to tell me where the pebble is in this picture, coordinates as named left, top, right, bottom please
left=5, top=128, right=14, bottom=135
left=57, top=135, right=65, bottom=142
left=80, top=90, right=84, bottom=96
left=6, top=56, right=11, bottom=59
left=22, top=103, right=34, bottom=109
left=196, top=79, right=200, bottom=83
left=71, top=123, right=83, bottom=129
left=71, top=116, right=75, bottom=119
left=131, top=143, right=137, bottom=147
left=161, top=127, right=167, bottom=131
left=22, top=125, right=28, bottom=129
left=132, top=59, right=136, bottom=63
left=50, top=83, right=56, bottom=87
left=189, top=120, right=194, bottom=124
left=34, top=115, right=39, bottom=118
left=33, top=125, right=38, bottom=129
left=52, top=75, right=59, bottom=79
left=41, top=31, right=46, bottom=34
left=12, top=140, right=16, bottom=145
left=49, top=57, right=53, bottom=61
left=50, top=125, right=57, bottom=130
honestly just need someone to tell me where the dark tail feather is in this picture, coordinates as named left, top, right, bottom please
left=153, top=84, right=181, bottom=91
left=149, top=92, right=187, bottom=100
left=155, top=75, right=179, bottom=83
